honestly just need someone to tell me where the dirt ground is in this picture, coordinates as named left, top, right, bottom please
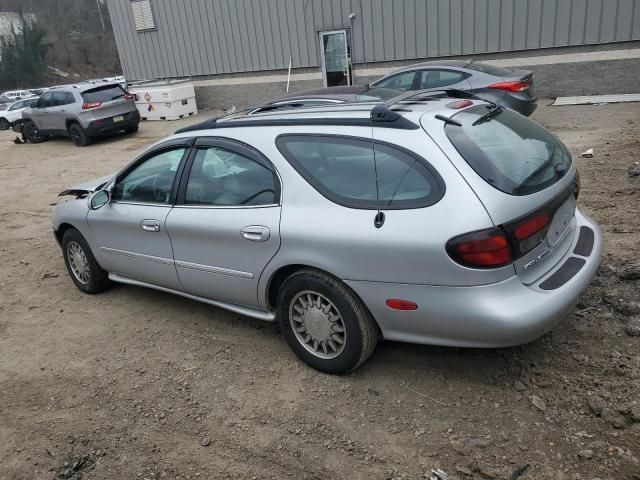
left=0, top=101, right=639, bottom=480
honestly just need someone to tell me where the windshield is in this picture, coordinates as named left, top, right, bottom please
left=82, top=84, right=126, bottom=103
left=445, top=105, right=572, bottom=195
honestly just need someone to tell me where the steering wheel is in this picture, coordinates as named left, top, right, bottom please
left=239, top=189, right=275, bottom=205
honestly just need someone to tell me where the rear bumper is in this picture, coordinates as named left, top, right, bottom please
left=346, top=208, right=602, bottom=348
left=85, top=111, right=139, bottom=136
left=504, top=95, right=538, bottom=117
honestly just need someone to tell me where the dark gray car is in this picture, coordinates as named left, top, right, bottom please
left=248, top=85, right=400, bottom=114
left=370, top=60, right=537, bottom=116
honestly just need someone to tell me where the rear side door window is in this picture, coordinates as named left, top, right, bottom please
left=373, top=71, right=417, bottom=92
left=276, top=135, right=444, bottom=209
left=419, top=70, right=469, bottom=89
left=183, top=146, right=278, bottom=206
left=52, top=92, right=75, bottom=106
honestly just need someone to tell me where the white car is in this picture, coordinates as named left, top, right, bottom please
left=0, top=97, right=39, bottom=130
left=1, top=90, right=33, bottom=101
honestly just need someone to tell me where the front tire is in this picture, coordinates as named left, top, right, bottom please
left=61, top=229, right=112, bottom=294
left=277, top=269, right=378, bottom=374
left=0, top=118, right=9, bottom=130
left=22, top=120, right=48, bottom=143
left=69, top=123, right=91, bottom=147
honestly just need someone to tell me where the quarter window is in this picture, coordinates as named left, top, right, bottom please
left=373, top=71, right=416, bottom=91
left=419, top=70, right=468, bottom=89
left=276, top=135, right=444, bottom=209
left=184, top=147, right=277, bottom=206
left=112, top=148, right=186, bottom=204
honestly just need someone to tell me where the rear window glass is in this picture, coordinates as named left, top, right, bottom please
left=419, top=70, right=469, bottom=89
left=276, top=135, right=444, bottom=209
left=466, top=62, right=514, bottom=77
left=445, top=105, right=572, bottom=196
left=82, top=84, right=126, bottom=103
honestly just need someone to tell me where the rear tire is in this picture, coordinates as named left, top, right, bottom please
left=0, top=118, right=9, bottom=130
left=69, top=123, right=91, bottom=147
left=22, top=120, right=48, bottom=143
left=125, top=124, right=139, bottom=134
left=277, top=269, right=378, bottom=374
left=61, top=228, right=112, bottom=294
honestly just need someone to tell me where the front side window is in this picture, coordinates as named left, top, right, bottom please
left=276, top=135, right=444, bottom=210
left=9, top=101, right=25, bottom=111
left=445, top=105, right=572, bottom=195
left=419, top=70, right=468, bottom=89
left=112, top=148, right=186, bottom=204
left=373, top=71, right=416, bottom=92
left=37, top=93, right=53, bottom=109
left=184, top=147, right=277, bottom=206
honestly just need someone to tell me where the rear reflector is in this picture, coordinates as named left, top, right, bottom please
left=82, top=101, right=102, bottom=109
left=386, top=299, right=418, bottom=311
left=446, top=228, right=513, bottom=269
left=488, top=80, right=531, bottom=92
left=446, top=99, right=473, bottom=109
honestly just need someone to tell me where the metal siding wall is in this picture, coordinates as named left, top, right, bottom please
left=106, top=0, right=640, bottom=80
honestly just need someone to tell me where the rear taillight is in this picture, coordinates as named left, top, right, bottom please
left=512, top=212, right=550, bottom=254
left=124, top=93, right=138, bottom=101
left=488, top=80, right=531, bottom=92
left=446, top=228, right=513, bottom=269
left=82, top=101, right=102, bottom=109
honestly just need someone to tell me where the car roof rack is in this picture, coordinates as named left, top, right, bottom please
left=174, top=89, right=487, bottom=135
left=175, top=103, right=420, bottom=134
left=384, top=88, right=477, bottom=107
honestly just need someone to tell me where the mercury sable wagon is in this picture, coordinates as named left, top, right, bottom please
left=52, top=92, right=602, bottom=373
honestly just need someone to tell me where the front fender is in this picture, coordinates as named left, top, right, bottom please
left=52, top=199, right=103, bottom=266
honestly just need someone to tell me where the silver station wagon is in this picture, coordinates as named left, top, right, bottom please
left=53, top=92, right=602, bottom=373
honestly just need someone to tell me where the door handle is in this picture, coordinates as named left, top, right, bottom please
left=240, top=226, right=270, bottom=242
left=140, top=219, right=160, bottom=232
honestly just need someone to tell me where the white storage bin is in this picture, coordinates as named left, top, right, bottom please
left=128, top=79, right=198, bottom=121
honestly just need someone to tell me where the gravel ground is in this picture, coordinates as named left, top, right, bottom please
left=0, top=101, right=638, bottom=480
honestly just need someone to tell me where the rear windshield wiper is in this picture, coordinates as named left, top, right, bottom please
left=435, top=114, right=462, bottom=127
left=472, top=104, right=503, bottom=126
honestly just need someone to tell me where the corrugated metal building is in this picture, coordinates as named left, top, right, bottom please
left=105, top=0, right=640, bottom=108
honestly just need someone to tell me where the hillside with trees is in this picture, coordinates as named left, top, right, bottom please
left=0, top=0, right=121, bottom=89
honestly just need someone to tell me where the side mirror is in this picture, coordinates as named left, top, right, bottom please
left=89, top=190, right=110, bottom=210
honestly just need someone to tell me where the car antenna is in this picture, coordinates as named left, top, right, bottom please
left=370, top=107, right=385, bottom=229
